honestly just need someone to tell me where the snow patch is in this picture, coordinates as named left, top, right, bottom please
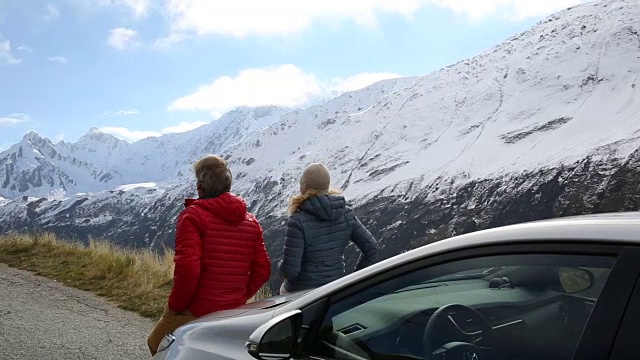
left=114, top=183, right=158, bottom=192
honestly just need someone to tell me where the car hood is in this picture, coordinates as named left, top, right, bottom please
left=161, top=291, right=312, bottom=360
left=190, top=289, right=310, bottom=323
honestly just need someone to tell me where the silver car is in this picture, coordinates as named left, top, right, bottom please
left=153, top=212, right=640, bottom=360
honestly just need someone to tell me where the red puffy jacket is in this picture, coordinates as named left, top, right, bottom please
left=167, top=192, right=271, bottom=317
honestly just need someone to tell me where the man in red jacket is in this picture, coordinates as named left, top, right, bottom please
left=147, top=155, right=271, bottom=356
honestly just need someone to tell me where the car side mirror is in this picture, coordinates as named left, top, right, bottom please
left=246, top=310, right=302, bottom=360
left=558, top=267, right=594, bottom=294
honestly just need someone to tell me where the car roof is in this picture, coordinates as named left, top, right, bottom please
left=380, top=211, right=640, bottom=269
left=453, top=211, right=640, bottom=243
left=277, top=212, right=640, bottom=312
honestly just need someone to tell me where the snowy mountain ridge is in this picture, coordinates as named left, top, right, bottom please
left=0, top=106, right=290, bottom=199
left=226, top=0, right=640, bottom=208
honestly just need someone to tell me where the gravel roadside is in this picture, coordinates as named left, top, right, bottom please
left=0, top=263, right=155, bottom=360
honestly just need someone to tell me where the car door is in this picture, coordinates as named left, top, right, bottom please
left=607, top=246, right=640, bottom=359
left=296, top=243, right=640, bottom=360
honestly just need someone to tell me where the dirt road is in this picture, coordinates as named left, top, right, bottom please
left=0, top=264, right=154, bottom=360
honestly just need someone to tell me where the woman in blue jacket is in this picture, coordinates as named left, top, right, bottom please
left=278, top=163, right=378, bottom=294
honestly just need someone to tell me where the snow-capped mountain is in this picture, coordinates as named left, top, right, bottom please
left=229, top=0, right=640, bottom=208
left=0, top=131, right=125, bottom=199
left=86, top=105, right=289, bottom=184
left=0, top=105, right=289, bottom=199
left=1, top=0, right=640, bottom=288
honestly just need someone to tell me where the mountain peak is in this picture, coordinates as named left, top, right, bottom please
left=21, top=131, right=44, bottom=142
left=250, top=105, right=289, bottom=119
left=76, top=128, right=127, bottom=148
left=17, top=131, right=53, bottom=151
left=86, top=127, right=102, bottom=135
left=224, top=105, right=290, bottom=118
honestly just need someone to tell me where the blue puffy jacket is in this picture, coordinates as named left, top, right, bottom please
left=278, top=194, right=377, bottom=292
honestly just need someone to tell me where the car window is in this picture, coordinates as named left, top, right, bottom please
left=310, top=254, right=614, bottom=360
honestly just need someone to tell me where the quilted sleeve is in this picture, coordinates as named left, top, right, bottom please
left=349, top=210, right=378, bottom=271
left=278, top=216, right=305, bottom=281
left=167, top=209, right=202, bottom=313
left=245, top=223, right=271, bottom=299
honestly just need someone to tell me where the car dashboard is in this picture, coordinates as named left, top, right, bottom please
left=321, top=279, right=596, bottom=360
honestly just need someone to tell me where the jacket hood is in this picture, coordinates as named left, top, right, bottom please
left=184, top=192, right=247, bottom=223
left=299, top=195, right=346, bottom=221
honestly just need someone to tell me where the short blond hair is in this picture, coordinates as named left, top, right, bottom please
left=193, top=155, right=232, bottom=197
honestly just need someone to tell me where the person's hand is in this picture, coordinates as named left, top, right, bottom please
left=163, top=304, right=176, bottom=316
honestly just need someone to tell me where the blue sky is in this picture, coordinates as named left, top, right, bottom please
left=0, top=0, right=585, bottom=149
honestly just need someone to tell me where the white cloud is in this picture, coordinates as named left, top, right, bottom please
left=169, top=65, right=323, bottom=115
left=48, top=56, right=69, bottom=63
left=84, top=0, right=151, bottom=18
left=45, top=4, right=61, bottom=21
left=164, top=0, right=421, bottom=38
left=99, top=121, right=208, bottom=142
left=98, top=127, right=159, bottom=142
left=168, top=64, right=400, bottom=116
left=108, top=27, right=139, bottom=50
left=161, top=121, right=207, bottom=133
left=103, top=109, right=140, bottom=116
left=431, top=0, right=581, bottom=21
left=115, top=109, right=140, bottom=116
left=0, top=37, right=21, bottom=65
left=153, top=33, right=189, bottom=48
left=162, top=0, right=579, bottom=39
left=0, top=113, right=30, bottom=125
left=119, top=0, right=151, bottom=17
left=18, top=45, right=34, bottom=52
left=330, top=72, right=401, bottom=93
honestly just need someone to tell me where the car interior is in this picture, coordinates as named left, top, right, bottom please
left=310, top=255, right=613, bottom=360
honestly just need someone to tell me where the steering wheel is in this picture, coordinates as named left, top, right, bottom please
left=423, top=304, right=499, bottom=360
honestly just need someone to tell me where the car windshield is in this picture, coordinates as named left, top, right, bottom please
left=317, top=254, right=614, bottom=360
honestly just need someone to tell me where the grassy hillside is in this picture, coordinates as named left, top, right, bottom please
left=0, top=233, right=270, bottom=319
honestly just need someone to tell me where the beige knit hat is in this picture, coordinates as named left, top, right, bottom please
left=300, top=163, right=330, bottom=194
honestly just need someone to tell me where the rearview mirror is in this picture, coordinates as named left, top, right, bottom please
left=246, top=310, right=302, bottom=360
left=558, top=267, right=594, bottom=294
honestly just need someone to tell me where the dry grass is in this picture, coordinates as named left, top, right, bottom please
left=0, top=233, right=271, bottom=319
